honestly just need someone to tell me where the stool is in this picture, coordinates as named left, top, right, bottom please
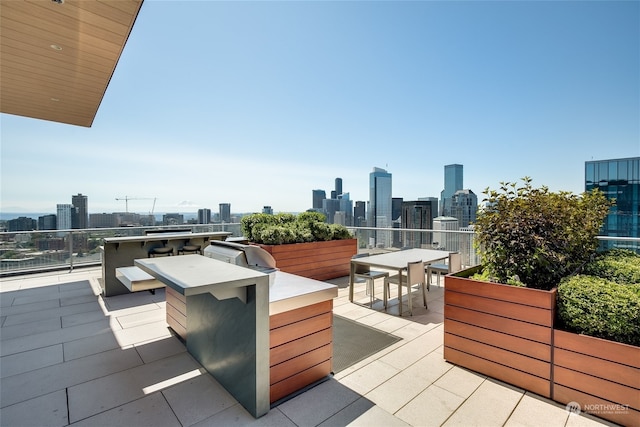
left=149, top=246, right=173, bottom=257
left=178, top=244, right=201, bottom=255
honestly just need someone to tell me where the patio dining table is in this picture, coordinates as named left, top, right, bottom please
left=349, top=248, right=451, bottom=314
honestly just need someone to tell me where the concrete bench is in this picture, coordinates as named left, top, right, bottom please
left=115, top=266, right=165, bottom=294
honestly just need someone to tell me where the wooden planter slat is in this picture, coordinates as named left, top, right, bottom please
left=256, top=239, right=357, bottom=280
left=555, top=348, right=640, bottom=389
left=446, top=305, right=551, bottom=344
left=554, top=329, right=639, bottom=367
left=446, top=319, right=551, bottom=362
left=554, top=366, right=639, bottom=410
left=444, top=347, right=551, bottom=398
left=446, top=290, right=554, bottom=326
left=446, top=274, right=557, bottom=308
left=445, top=333, right=550, bottom=378
left=553, top=384, right=640, bottom=427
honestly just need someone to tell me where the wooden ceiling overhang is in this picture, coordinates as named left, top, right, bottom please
left=0, top=0, right=143, bottom=127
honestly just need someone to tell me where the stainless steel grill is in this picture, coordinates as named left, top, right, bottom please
left=204, top=240, right=278, bottom=284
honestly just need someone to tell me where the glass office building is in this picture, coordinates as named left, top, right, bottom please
left=369, top=167, right=392, bottom=247
left=585, top=157, right=640, bottom=250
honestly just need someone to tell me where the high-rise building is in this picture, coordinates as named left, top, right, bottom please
left=219, top=203, right=231, bottom=223
left=322, top=198, right=341, bottom=224
left=418, top=197, right=439, bottom=219
left=38, top=214, right=56, bottom=230
left=71, top=193, right=88, bottom=229
left=338, top=193, right=353, bottom=226
left=57, top=204, right=72, bottom=230
left=262, top=206, right=273, bottom=215
left=401, top=201, right=434, bottom=248
left=312, top=190, right=326, bottom=210
left=354, top=201, right=366, bottom=227
left=335, top=178, right=342, bottom=197
left=450, top=189, right=478, bottom=228
left=585, top=157, right=639, bottom=249
left=8, top=217, right=36, bottom=231
left=369, top=167, right=393, bottom=247
left=433, top=216, right=459, bottom=251
left=440, top=164, right=463, bottom=216
left=198, top=208, right=212, bottom=224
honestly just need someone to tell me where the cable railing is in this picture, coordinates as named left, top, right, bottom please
left=0, top=224, right=638, bottom=277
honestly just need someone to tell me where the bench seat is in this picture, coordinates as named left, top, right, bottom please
left=116, top=266, right=165, bottom=293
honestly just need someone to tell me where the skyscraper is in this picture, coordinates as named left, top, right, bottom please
left=369, top=167, right=392, bottom=247
left=450, top=189, right=478, bottom=228
left=198, top=208, right=212, bottom=224
left=312, top=189, right=326, bottom=210
left=71, top=193, right=88, bottom=229
left=354, top=201, right=366, bottom=227
left=585, top=157, right=639, bottom=249
left=219, top=203, right=231, bottom=223
left=440, top=164, right=463, bottom=216
left=335, top=178, right=342, bottom=197
left=57, top=204, right=72, bottom=230
left=401, top=201, right=434, bottom=248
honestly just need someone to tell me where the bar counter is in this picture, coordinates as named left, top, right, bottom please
left=135, top=255, right=338, bottom=418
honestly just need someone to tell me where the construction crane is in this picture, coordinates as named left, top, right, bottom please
left=115, top=196, right=155, bottom=213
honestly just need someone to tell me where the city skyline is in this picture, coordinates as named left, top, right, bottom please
left=2, top=1, right=638, bottom=214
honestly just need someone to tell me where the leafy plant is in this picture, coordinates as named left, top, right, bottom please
left=557, top=274, right=640, bottom=346
left=241, top=211, right=353, bottom=244
left=474, top=177, right=611, bottom=290
left=582, top=249, right=640, bottom=285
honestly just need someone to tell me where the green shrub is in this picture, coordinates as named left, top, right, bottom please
left=331, top=223, right=354, bottom=240
left=557, top=275, right=640, bottom=346
left=582, top=249, right=640, bottom=285
left=241, top=211, right=352, bottom=244
left=255, top=225, right=298, bottom=245
left=474, top=177, right=611, bottom=290
left=241, top=213, right=276, bottom=242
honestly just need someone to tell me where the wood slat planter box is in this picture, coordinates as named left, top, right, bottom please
left=553, top=329, right=640, bottom=426
left=444, top=267, right=556, bottom=398
left=256, top=239, right=357, bottom=281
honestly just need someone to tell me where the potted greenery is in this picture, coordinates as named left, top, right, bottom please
left=443, top=177, right=610, bottom=399
left=241, top=211, right=356, bottom=280
left=553, top=249, right=640, bottom=425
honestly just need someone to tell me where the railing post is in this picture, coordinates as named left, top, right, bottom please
left=69, top=231, right=74, bottom=272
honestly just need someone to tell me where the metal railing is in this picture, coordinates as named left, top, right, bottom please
left=0, top=223, right=242, bottom=276
left=0, top=224, right=638, bottom=277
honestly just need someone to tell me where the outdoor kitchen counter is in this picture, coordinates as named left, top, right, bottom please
left=134, top=255, right=338, bottom=418
left=101, top=231, right=231, bottom=296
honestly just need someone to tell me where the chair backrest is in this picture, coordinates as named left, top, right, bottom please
left=449, top=252, right=462, bottom=273
left=407, top=260, right=426, bottom=285
left=352, top=253, right=371, bottom=275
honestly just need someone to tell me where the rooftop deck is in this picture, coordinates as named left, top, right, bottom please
left=0, top=267, right=616, bottom=426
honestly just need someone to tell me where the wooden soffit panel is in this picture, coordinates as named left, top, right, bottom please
left=0, top=0, right=143, bottom=127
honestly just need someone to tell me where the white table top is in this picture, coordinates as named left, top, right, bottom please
left=351, top=249, right=450, bottom=270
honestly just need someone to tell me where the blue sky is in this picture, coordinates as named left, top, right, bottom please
left=2, top=0, right=639, bottom=215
